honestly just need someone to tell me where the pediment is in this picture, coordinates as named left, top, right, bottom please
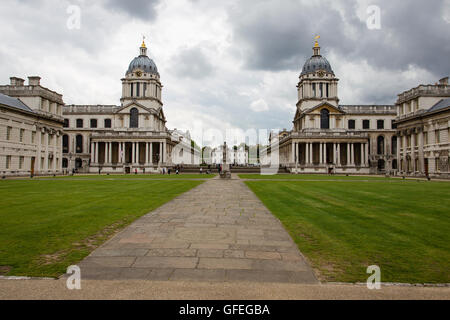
left=304, top=102, right=344, bottom=114
left=116, top=101, right=157, bottom=115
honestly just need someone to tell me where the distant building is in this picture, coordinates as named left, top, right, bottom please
left=211, top=145, right=249, bottom=166
left=0, top=77, right=64, bottom=176
left=394, top=77, right=450, bottom=177
left=62, top=40, right=192, bottom=173
left=264, top=39, right=397, bottom=174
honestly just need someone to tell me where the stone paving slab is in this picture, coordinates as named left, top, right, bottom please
left=76, top=177, right=318, bottom=284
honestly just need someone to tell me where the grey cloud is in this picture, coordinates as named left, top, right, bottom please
left=170, top=47, right=215, bottom=79
left=228, top=0, right=450, bottom=77
left=105, top=0, right=160, bottom=20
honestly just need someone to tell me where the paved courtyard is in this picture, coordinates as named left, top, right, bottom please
left=76, top=176, right=318, bottom=283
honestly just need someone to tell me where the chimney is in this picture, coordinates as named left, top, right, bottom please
left=439, top=77, right=449, bottom=85
left=10, top=77, right=25, bottom=86
left=28, top=76, right=41, bottom=86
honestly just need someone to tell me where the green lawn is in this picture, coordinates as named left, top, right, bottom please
left=244, top=179, right=450, bottom=284
left=37, top=173, right=216, bottom=180
left=0, top=178, right=203, bottom=277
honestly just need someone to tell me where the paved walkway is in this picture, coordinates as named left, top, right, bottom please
left=76, top=176, right=318, bottom=283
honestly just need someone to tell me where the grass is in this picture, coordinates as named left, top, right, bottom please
left=244, top=178, right=450, bottom=284
left=0, top=177, right=203, bottom=277
left=36, top=173, right=216, bottom=180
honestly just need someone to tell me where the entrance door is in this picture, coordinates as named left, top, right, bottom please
left=125, top=166, right=131, bottom=174
left=424, top=158, right=429, bottom=175
left=30, top=157, right=35, bottom=176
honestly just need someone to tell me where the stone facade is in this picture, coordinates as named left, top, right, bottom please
left=395, top=77, right=450, bottom=177
left=0, top=77, right=64, bottom=176
left=62, top=41, right=192, bottom=174
left=266, top=41, right=397, bottom=174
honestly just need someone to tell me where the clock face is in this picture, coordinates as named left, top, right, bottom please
left=136, top=71, right=142, bottom=77
left=318, top=71, right=325, bottom=77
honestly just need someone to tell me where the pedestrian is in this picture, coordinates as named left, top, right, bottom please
left=135, top=168, right=137, bottom=175
left=200, top=167, right=203, bottom=174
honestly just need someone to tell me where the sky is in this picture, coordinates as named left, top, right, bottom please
left=0, top=0, right=449, bottom=145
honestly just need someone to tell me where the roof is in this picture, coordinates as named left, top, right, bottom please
left=0, top=93, right=33, bottom=112
left=428, top=98, right=450, bottom=113
left=126, top=55, right=159, bottom=76
left=301, top=55, right=334, bottom=76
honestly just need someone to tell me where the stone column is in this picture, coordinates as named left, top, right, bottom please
left=337, top=143, right=341, bottom=165
left=396, top=135, right=401, bottom=171
left=333, top=143, right=336, bottom=164
left=346, top=143, right=350, bottom=166
left=159, top=142, right=162, bottom=165
left=310, top=143, right=313, bottom=164
left=319, top=143, right=323, bottom=164
left=145, top=142, right=149, bottom=165
left=324, top=143, right=328, bottom=164
left=105, top=142, right=109, bottom=164
left=108, top=142, right=112, bottom=163
left=365, top=143, right=369, bottom=166
left=418, top=130, right=424, bottom=173
left=360, top=143, right=364, bottom=166
left=95, top=142, right=99, bottom=163
left=118, top=142, right=122, bottom=164
left=136, top=142, right=140, bottom=165
left=402, top=135, right=407, bottom=172
left=411, top=133, right=416, bottom=173
left=132, top=142, right=136, bottom=164
left=90, top=141, right=95, bottom=163
left=291, top=142, right=295, bottom=164
left=305, top=143, right=309, bottom=164
left=351, top=143, right=355, bottom=165
left=44, top=132, right=48, bottom=171
left=150, top=143, right=153, bottom=164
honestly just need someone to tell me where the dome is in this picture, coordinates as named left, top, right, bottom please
left=301, top=55, right=334, bottom=76
left=126, top=55, right=159, bottom=76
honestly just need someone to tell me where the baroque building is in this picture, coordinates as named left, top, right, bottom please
left=395, top=77, right=450, bottom=177
left=63, top=40, right=191, bottom=173
left=267, top=39, right=397, bottom=174
left=0, top=77, right=64, bottom=176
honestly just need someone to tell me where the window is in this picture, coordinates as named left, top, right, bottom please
left=143, top=83, right=147, bottom=96
left=90, top=119, right=98, bottom=128
left=363, top=120, right=370, bottom=129
left=377, top=120, right=384, bottom=129
left=104, top=119, right=112, bottom=128
left=435, top=130, right=440, bottom=143
left=6, top=155, right=11, bottom=169
left=326, top=84, right=329, bottom=97
left=63, top=135, right=69, bottom=153
left=76, top=135, right=83, bottom=153
left=136, top=83, right=140, bottom=97
left=19, top=129, right=24, bottom=142
left=62, top=158, right=68, bottom=168
left=391, top=120, right=397, bottom=129
left=131, top=83, right=134, bottom=97
left=312, top=83, right=316, bottom=97
left=391, top=136, right=397, bottom=154
left=319, top=83, right=323, bottom=97
left=19, top=156, right=24, bottom=169
left=63, top=119, right=69, bottom=128
left=377, top=136, right=385, bottom=155
left=130, top=108, right=139, bottom=128
left=348, top=120, right=356, bottom=130
left=6, top=126, right=12, bottom=140
left=76, top=119, right=83, bottom=128
left=320, top=109, right=330, bottom=129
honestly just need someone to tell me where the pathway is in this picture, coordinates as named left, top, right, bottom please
left=76, top=175, right=318, bottom=283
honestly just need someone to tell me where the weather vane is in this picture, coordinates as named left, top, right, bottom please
left=314, top=35, right=320, bottom=47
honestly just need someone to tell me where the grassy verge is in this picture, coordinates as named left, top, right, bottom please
left=245, top=179, right=450, bottom=283
left=0, top=178, right=203, bottom=277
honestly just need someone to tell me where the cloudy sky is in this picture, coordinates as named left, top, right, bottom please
left=0, top=0, right=449, bottom=145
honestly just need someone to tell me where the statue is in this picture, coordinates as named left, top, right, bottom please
left=220, top=142, right=231, bottom=179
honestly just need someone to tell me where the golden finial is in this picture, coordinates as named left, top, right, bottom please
left=314, top=35, right=320, bottom=48
left=141, top=35, right=146, bottom=48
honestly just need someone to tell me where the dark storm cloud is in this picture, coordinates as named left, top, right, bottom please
left=229, top=0, right=450, bottom=76
left=170, top=47, right=215, bottom=79
left=105, top=0, right=160, bottom=20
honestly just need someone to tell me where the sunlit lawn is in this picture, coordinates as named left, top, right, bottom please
left=0, top=177, right=203, bottom=277
left=245, top=178, right=450, bottom=283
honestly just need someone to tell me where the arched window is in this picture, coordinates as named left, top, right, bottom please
left=76, top=135, right=83, bottom=153
left=377, top=136, right=385, bottom=155
left=130, top=108, right=139, bottom=128
left=391, top=136, right=397, bottom=155
left=63, top=134, right=69, bottom=153
left=320, top=109, right=330, bottom=129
